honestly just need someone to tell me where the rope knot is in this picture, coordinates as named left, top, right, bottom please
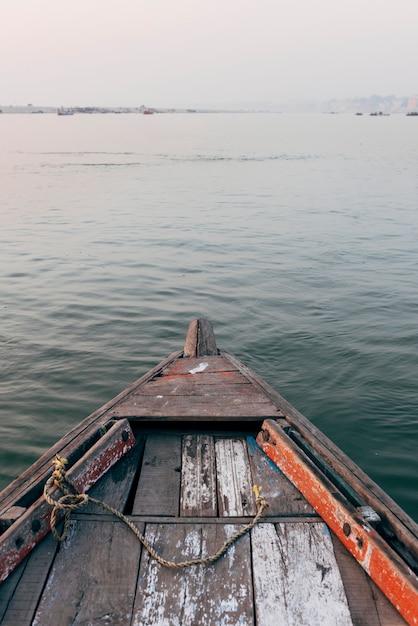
left=44, top=456, right=88, bottom=542
left=54, top=493, right=89, bottom=510
left=253, top=485, right=268, bottom=511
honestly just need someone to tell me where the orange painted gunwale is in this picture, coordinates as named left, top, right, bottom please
left=257, top=419, right=418, bottom=626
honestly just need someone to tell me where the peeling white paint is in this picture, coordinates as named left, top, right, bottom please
left=215, top=439, right=256, bottom=517
left=133, top=524, right=253, bottom=626
left=251, top=522, right=353, bottom=626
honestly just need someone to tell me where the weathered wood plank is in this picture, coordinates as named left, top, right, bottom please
left=251, top=522, right=353, bottom=625
left=247, top=436, right=315, bottom=516
left=181, top=435, right=217, bottom=517
left=0, top=534, right=58, bottom=626
left=0, top=560, right=25, bottom=622
left=132, top=523, right=254, bottom=625
left=215, top=439, right=257, bottom=517
left=30, top=446, right=144, bottom=626
left=331, top=534, right=408, bottom=626
left=370, top=581, right=410, bottom=626
left=110, top=394, right=281, bottom=419
left=183, top=318, right=218, bottom=357
left=137, top=372, right=252, bottom=394
left=0, top=419, right=135, bottom=584
left=161, top=356, right=235, bottom=377
left=0, top=507, right=26, bottom=535
left=183, top=319, right=199, bottom=357
left=82, top=435, right=146, bottom=512
left=196, top=318, right=218, bottom=356
left=32, top=521, right=143, bottom=626
left=72, top=513, right=321, bottom=524
left=132, top=434, right=182, bottom=516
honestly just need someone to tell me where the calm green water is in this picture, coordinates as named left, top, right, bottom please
left=1, top=112, right=417, bottom=521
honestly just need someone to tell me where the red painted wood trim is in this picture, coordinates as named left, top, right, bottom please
left=257, top=419, right=418, bottom=626
left=0, top=419, right=135, bottom=583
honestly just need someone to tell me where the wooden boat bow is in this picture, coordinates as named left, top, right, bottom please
left=0, top=319, right=417, bottom=625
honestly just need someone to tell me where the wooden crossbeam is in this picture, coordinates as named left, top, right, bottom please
left=0, top=419, right=135, bottom=583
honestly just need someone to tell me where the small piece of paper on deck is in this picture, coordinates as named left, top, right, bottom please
left=189, top=362, right=209, bottom=374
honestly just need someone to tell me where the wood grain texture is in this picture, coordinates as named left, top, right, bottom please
left=136, top=372, right=252, bottom=394
left=31, top=447, right=145, bottom=626
left=183, top=318, right=218, bottom=357
left=181, top=435, right=217, bottom=517
left=133, top=523, right=253, bottom=626
left=215, top=438, right=257, bottom=517
left=247, top=436, right=315, bottom=516
left=331, top=534, right=408, bottom=626
left=132, top=434, right=182, bottom=516
left=161, top=356, right=236, bottom=377
left=183, top=319, right=199, bottom=357
left=196, top=318, right=218, bottom=357
left=0, top=561, right=25, bottom=623
left=110, top=394, right=281, bottom=419
left=0, top=534, right=58, bottom=626
left=251, top=522, right=353, bottom=626
left=32, top=521, right=143, bottom=626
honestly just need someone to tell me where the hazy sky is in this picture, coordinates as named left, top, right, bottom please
left=1, top=0, right=417, bottom=107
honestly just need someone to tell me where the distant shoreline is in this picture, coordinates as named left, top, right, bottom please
left=1, top=94, right=417, bottom=116
left=0, top=105, right=259, bottom=115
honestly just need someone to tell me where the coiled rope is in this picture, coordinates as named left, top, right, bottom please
left=43, top=455, right=268, bottom=569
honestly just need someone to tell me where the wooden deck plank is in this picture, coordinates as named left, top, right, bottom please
left=161, top=356, right=236, bottom=377
left=132, top=434, right=182, bottom=516
left=0, top=534, right=58, bottom=626
left=0, top=561, right=25, bottom=623
left=73, top=513, right=321, bottom=524
left=247, top=436, right=316, bottom=516
left=370, top=582, right=410, bottom=626
left=215, top=439, right=257, bottom=517
left=181, top=435, right=217, bottom=517
left=331, top=534, right=408, bottom=626
left=137, top=373, right=253, bottom=394
left=30, top=446, right=145, bottom=626
left=132, top=523, right=254, bottom=626
left=251, top=522, right=353, bottom=625
left=32, top=521, right=143, bottom=626
left=110, top=394, right=281, bottom=419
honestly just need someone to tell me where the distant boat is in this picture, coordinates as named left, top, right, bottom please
left=139, top=105, right=155, bottom=115
left=406, top=111, right=418, bottom=116
left=57, top=107, right=74, bottom=116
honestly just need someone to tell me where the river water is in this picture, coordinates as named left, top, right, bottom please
left=1, top=111, right=417, bottom=521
